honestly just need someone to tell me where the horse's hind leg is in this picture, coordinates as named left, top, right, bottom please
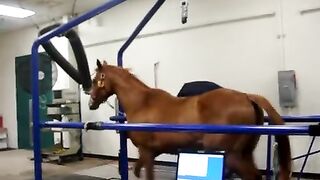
left=134, top=151, right=160, bottom=178
left=138, top=147, right=155, bottom=180
left=226, top=152, right=262, bottom=180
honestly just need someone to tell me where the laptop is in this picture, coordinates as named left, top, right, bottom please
left=176, top=151, right=225, bottom=180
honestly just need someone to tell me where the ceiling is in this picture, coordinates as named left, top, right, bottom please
left=0, top=0, right=109, bottom=34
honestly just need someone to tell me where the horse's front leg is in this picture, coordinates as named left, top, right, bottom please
left=139, top=147, right=155, bottom=180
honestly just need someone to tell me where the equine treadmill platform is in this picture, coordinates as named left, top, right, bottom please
left=43, top=174, right=105, bottom=180
left=75, top=163, right=177, bottom=180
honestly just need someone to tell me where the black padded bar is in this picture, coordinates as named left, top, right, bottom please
left=84, top=121, right=104, bottom=130
left=308, top=124, right=320, bottom=136
left=64, top=30, right=92, bottom=92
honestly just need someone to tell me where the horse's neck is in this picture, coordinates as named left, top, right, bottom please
left=108, top=67, right=150, bottom=116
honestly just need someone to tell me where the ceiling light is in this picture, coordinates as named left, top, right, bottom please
left=0, top=4, right=35, bottom=18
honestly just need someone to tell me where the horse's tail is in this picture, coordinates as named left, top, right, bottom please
left=247, top=94, right=292, bottom=180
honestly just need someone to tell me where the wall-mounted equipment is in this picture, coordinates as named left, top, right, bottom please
left=278, top=70, right=297, bottom=108
left=181, top=0, right=188, bottom=24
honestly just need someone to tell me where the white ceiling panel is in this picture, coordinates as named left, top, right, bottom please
left=0, top=0, right=110, bottom=33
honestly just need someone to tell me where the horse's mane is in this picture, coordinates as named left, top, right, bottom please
left=98, top=64, right=149, bottom=89
left=122, top=68, right=150, bottom=89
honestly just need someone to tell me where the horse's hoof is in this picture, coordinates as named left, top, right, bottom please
left=134, top=168, right=141, bottom=178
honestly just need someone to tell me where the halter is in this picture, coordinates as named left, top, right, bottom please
left=97, top=73, right=105, bottom=88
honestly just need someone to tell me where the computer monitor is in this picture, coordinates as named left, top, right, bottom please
left=176, top=151, right=225, bottom=180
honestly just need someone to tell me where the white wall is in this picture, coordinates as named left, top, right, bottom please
left=280, top=0, right=320, bottom=173
left=78, top=0, right=320, bottom=173
left=0, top=21, right=69, bottom=148
left=0, top=27, right=39, bottom=148
left=0, top=0, right=319, bottom=174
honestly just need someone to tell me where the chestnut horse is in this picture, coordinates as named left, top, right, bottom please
left=89, top=60, right=291, bottom=180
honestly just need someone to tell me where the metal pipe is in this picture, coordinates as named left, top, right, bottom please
left=292, top=149, right=320, bottom=161
left=117, top=0, right=166, bottom=67
left=36, top=0, right=126, bottom=45
left=300, top=7, right=320, bottom=15
left=85, top=12, right=276, bottom=49
left=298, top=136, right=316, bottom=180
left=119, top=118, right=128, bottom=180
left=31, top=42, right=42, bottom=180
left=116, top=1, right=166, bottom=178
left=278, top=115, right=320, bottom=123
left=109, top=115, right=320, bottom=123
left=42, top=122, right=310, bottom=135
left=32, top=1, right=126, bottom=180
left=266, top=135, right=272, bottom=180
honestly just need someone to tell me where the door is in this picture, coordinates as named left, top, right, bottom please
left=15, top=53, right=54, bottom=149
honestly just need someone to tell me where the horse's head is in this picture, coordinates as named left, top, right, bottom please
left=89, top=59, right=114, bottom=110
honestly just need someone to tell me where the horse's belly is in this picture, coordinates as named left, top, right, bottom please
left=155, top=132, right=202, bottom=148
left=129, top=132, right=203, bottom=152
left=129, top=131, right=257, bottom=155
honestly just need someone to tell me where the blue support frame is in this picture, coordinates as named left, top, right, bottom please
left=117, top=0, right=166, bottom=67
left=298, top=135, right=316, bottom=180
left=116, top=0, right=165, bottom=178
left=31, top=0, right=320, bottom=179
left=42, top=122, right=311, bottom=135
left=118, top=118, right=129, bottom=180
left=264, top=116, right=320, bottom=180
left=266, top=131, right=272, bottom=179
left=32, top=1, right=126, bottom=180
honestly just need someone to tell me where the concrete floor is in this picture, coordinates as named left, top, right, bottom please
left=75, top=163, right=177, bottom=180
left=0, top=149, right=316, bottom=180
left=0, top=149, right=176, bottom=180
left=0, top=149, right=107, bottom=180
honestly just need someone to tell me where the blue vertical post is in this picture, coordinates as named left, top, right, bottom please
left=31, top=42, right=42, bottom=180
left=119, top=118, right=129, bottom=180
left=117, top=0, right=166, bottom=179
left=266, top=135, right=272, bottom=180
left=117, top=0, right=166, bottom=67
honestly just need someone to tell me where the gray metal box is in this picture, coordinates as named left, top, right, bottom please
left=278, top=70, right=297, bottom=108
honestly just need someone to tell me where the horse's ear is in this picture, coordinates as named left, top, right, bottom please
left=96, top=59, right=102, bottom=69
left=103, top=60, right=108, bottom=65
left=124, top=68, right=132, bottom=72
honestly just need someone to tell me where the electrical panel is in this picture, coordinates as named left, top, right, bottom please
left=278, top=70, right=297, bottom=108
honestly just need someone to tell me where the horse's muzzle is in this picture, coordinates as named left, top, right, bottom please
left=88, top=97, right=99, bottom=110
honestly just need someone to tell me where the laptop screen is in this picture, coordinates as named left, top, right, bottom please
left=176, top=152, right=225, bottom=180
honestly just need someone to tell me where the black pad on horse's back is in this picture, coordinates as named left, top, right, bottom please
left=177, top=81, right=222, bottom=97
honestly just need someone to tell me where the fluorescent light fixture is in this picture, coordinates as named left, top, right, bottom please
left=0, top=4, right=35, bottom=18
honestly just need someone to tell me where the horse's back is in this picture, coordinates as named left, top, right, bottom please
left=129, top=87, right=260, bottom=152
left=196, top=88, right=257, bottom=125
left=140, top=87, right=257, bottom=125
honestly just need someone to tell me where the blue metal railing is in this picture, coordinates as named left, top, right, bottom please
left=32, top=1, right=126, bottom=180
left=42, top=122, right=311, bottom=135
left=276, top=115, right=320, bottom=122
left=115, top=0, right=166, bottom=177
left=31, top=0, right=320, bottom=179
left=117, top=0, right=166, bottom=67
